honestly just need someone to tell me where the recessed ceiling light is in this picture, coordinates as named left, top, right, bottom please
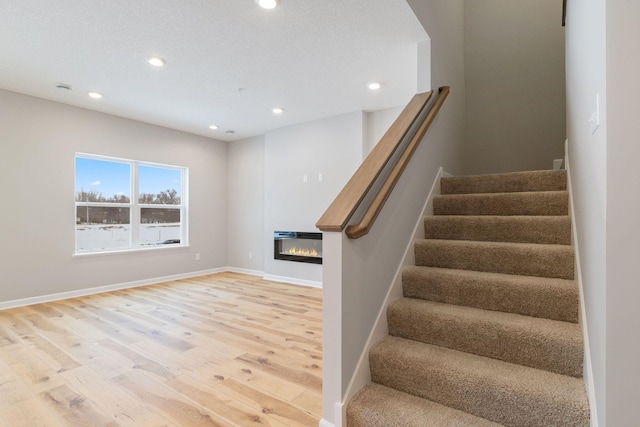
left=209, top=125, right=219, bottom=130
left=256, top=0, right=280, bottom=9
left=368, top=82, right=381, bottom=90
left=225, top=130, right=236, bottom=134
left=148, top=56, right=166, bottom=67
left=88, top=92, right=103, bottom=99
left=272, top=107, right=284, bottom=114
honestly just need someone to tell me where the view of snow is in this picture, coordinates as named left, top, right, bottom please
left=76, top=223, right=181, bottom=252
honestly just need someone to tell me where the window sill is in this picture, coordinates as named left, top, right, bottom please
left=73, top=244, right=191, bottom=258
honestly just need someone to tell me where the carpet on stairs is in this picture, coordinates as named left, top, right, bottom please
left=347, top=170, right=589, bottom=427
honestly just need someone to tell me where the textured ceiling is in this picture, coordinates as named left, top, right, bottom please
left=0, top=0, right=427, bottom=141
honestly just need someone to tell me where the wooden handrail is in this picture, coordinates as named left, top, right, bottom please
left=315, top=91, right=433, bottom=232
left=345, top=86, right=450, bottom=239
left=316, top=87, right=450, bottom=237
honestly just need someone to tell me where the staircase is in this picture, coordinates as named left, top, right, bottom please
left=346, top=170, right=590, bottom=427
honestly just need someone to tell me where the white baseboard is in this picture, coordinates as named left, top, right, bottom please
left=0, top=267, right=325, bottom=311
left=262, top=274, right=322, bottom=289
left=318, top=419, right=335, bottom=427
left=226, top=267, right=265, bottom=277
left=0, top=267, right=227, bottom=311
left=339, top=167, right=445, bottom=421
left=565, top=141, right=598, bottom=427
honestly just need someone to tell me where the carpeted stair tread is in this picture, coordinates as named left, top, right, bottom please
left=402, top=266, right=578, bottom=322
left=424, top=215, right=571, bottom=244
left=415, top=239, right=574, bottom=279
left=347, top=383, right=504, bottom=427
left=350, top=169, right=588, bottom=426
left=370, top=336, right=589, bottom=427
left=433, top=191, right=568, bottom=216
left=441, top=170, right=567, bottom=195
left=387, top=298, right=583, bottom=377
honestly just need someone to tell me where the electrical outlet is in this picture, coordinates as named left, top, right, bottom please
left=318, top=172, right=323, bottom=182
left=553, top=159, right=563, bottom=171
left=303, top=175, right=308, bottom=183
left=249, top=252, right=253, bottom=259
left=195, top=253, right=200, bottom=261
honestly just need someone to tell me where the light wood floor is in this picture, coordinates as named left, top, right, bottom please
left=0, top=272, right=323, bottom=426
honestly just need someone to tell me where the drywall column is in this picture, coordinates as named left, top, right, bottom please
left=565, top=0, right=607, bottom=424
left=605, top=0, right=640, bottom=425
left=320, top=232, right=343, bottom=427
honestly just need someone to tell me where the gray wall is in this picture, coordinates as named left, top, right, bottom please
left=227, top=108, right=405, bottom=279
left=464, top=0, right=566, bottom=174
left=263, top=112, right=364, bottom=284
left=0, top=89, right=228, bottom=303
left=227, top=135, right=265, bottom=273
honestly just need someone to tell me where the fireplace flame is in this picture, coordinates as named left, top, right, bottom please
left=285, top=247, right=319, bottom=257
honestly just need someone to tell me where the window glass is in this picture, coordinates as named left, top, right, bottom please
left=75, top=157, right=131, bottom=202
left=75, top=154, right=187, bottom=254
left=139, top=165, right=182, bottom=205
left=75, top=207, right=131, bottom=252
left=140, top=208, right=181, bottom=246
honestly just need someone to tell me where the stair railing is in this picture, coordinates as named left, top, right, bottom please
left=316, top=86, right=450, bottom=238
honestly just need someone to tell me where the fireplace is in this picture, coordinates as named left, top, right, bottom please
left=274, top=231, right=322, bottom=264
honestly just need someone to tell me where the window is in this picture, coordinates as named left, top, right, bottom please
left=75, top=154, right=188, bottom=254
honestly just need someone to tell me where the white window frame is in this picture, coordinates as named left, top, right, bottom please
left=74, top=153, right=189, bottom=255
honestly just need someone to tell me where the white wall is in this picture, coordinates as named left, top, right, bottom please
left=227, top=135, right=265, bottom=273
left=605, top=0, right=640, bottom=425
left=565, top=0, right=607, bottom=424
left=263, top=112, right=364, bottom=284
left=0, top=89, right=228, bottom=303
left=363, top=106, right=404, bottom=157
left=464, top=0, right=566, bottom=174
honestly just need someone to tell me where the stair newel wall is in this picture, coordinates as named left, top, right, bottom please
left=319, top=111, right=458, bottom=427
left=339, top=168, right=446, bottom=419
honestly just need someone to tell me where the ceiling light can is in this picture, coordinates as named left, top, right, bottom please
left=368, top=82, right=381, bottom=90
left=148, top=56, right=166, bottom=67
left=209, top=125, right=219, bottom=130
left=272, top=107, right=284, bottom=114
left=256, top=0, right=280, bottom=10
left=88, top=91, right=103, bottom=99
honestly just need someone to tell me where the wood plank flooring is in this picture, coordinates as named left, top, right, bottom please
left=0, top=272, right=323, bottom=426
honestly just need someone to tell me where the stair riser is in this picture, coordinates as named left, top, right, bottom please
left=387, top=300, right=584, bottom=377
left=424, top=216, right=571, bottom=245
left=370, top=339, right=590, bottom=427
left=441, top=171, right=567, bottom=195
left=415, top=240, right=574, bottom=279
left=402, top=268, right=579, bottom=322
left=433, top=191, right=568, bottom=216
